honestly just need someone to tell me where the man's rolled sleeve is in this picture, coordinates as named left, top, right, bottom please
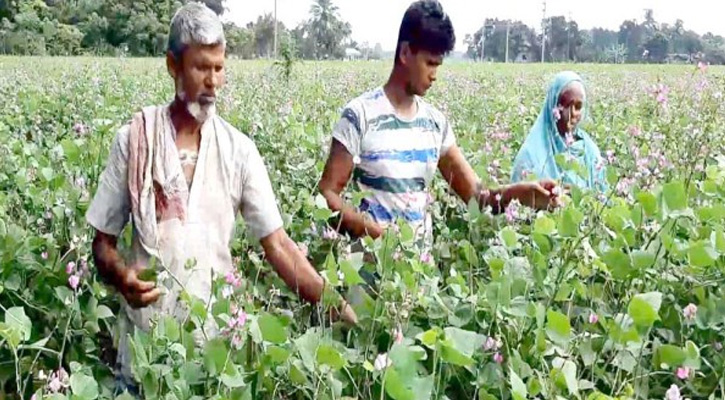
left=86, top=125, right=132, bottom=236
left=239, top=144, right=284, bottom=240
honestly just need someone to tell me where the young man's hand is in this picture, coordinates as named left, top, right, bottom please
left=509, top=179, right=562, bottom=211
left=330, top=301, right=358, bottom=325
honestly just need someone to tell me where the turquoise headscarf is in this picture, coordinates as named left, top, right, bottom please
left=511, top=71, right=608, bottom=192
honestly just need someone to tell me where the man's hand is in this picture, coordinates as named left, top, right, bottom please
left=92, top=231, right=161, bottom=309
left=329, top=300, right=358, bottom=325
left=118, top=265, right=161, bottom=309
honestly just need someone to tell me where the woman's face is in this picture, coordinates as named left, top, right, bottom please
left=555, top=82, right=585, bottom=135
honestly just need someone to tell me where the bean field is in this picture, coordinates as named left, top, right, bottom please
left=0, top=57, right=724, bottom=400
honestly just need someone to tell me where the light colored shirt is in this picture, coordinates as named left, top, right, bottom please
left=86, top=108, right=283, bottom=379
left=332, top=87, right=456, bottom=249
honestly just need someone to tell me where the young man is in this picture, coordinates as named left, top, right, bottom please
left=86, top=3, right=356, bottom=396
left=318, top=0, right=560, bottom=252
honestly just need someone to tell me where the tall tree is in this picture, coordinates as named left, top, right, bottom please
left=308, top=0, right=351, bottom=59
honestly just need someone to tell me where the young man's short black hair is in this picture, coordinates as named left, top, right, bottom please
left=394, top=0, right=455, bottom=63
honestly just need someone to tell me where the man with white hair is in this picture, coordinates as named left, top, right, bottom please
left=86, top=2, right=357, bottom=396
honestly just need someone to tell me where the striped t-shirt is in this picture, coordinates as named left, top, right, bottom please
left=332, top=87, right=456, bottom=249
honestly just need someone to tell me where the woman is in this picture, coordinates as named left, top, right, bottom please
left=511, top=71, right=608, bottom=193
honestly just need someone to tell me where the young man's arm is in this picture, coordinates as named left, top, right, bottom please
left=438, top=144, right=559, bottom=213
left=318, top=139, right=383, bottom=239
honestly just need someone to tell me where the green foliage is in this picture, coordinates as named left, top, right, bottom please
left=0, top=58, right=724, bottom=400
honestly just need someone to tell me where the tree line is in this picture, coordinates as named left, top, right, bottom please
left=2, top=1, right=723, bottom=64
left=465, top=10, right=725, bottom=64
left=0, top=0, right=364, bottom=60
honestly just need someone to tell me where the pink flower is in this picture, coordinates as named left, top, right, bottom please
left=393, top=250, right=402, bottom=261
left=676, top=366, right=691, bottom=380
left=697, top=61, right=708, bottom=72
left=504, top=200, right=520, bottom=223
left=41, top=252, right=48, bottom=260
left=653, top=84, right=669, bottom=105
left=392, top=326, right=403, bottom=344
left=420, top=252, right=433, bottom=264
left=65, top=261, right=76, bottom=274
left=231, top=333, right=243, bottom=349
left=322, top=227, right=339, bottom=240
left=47, top=368, right=69, bottom=393
left=606, top=150, right=615, bottom=164
left=225, top=271, right=242, bottom=288
left=68, top=275, right=80, bottom=290
left=493, top=352, right=504, bottom=364
left=73, top=122, right=87, bottom=135
left=683, top=303, right=697, bottom=320
left=483, top=336, right=502, bottom=351
left=628, top=126, right=641, bottom=137
left=588, top=313, right=599, bottom=324
left=48, top=376, right=63, bottom=392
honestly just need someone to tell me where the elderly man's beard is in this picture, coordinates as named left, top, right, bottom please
left=176, top=77, right=216, bottom=123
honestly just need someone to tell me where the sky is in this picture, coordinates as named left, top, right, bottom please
left=225, top=0, right=725, bottom=52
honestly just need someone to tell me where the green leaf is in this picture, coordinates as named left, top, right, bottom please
left=688, top=241, right=717, bottom=267
left=440, top=328, right=484, bottom=367
left=137, top=267, right=158, bottom=282
left=316, top=345, right=345, bottom=370
left=314, top=193, right=329, bottom=210
left=714, top=230, right=725, bottom=253
left=416, top=329, right=439, bottom=349
left=559, top=207, right=584, bottom=237
left=40, top=167, right=54, bottom=182
left=389, top=344, right=419, bottom=382
left=534, top=216, right=556, bottom=235
left=632, top=250, right=655, bottom=270
left=654, top=345, right=686, bottom=368
left=663, top=181, right=687, bottom=211
left=683, top=341, right=701, bottom=369
left=384, top=368, right=414, bottom=400
left=443, top=327, right=484, bottom=358
left=70, top=373, right=99, bottom=400
left=339, top=259, right=364, bottom=286
left=258, top=313, right=288, bottom=344
left=628, top=292, right=662, bottom=329
left=6, top=306, right=31, bottom=342
left=160, top=315, right=180, bottom=342
left=546, top=310, right=571, bottom=347
left=636, top=191, right=658, bottom=216
left=510, top=368, right=528, bottom=400
left=220, top=365, right=246, bottom=388
left=203, top=338, right=228, bottom=376
left=580, top=339, right=596, bottom=366
left=96, top=305, right=114, bottom=319
left=500, top=227, right=518, bottom=248
left=562, top=360, right=578, bottom=395
left=266, top=346, right=290, bottom=365
left=602, top=248, right=633, bottom=280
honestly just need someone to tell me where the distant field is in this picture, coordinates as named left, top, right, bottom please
left=0, top=57, right=723, bottom=399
